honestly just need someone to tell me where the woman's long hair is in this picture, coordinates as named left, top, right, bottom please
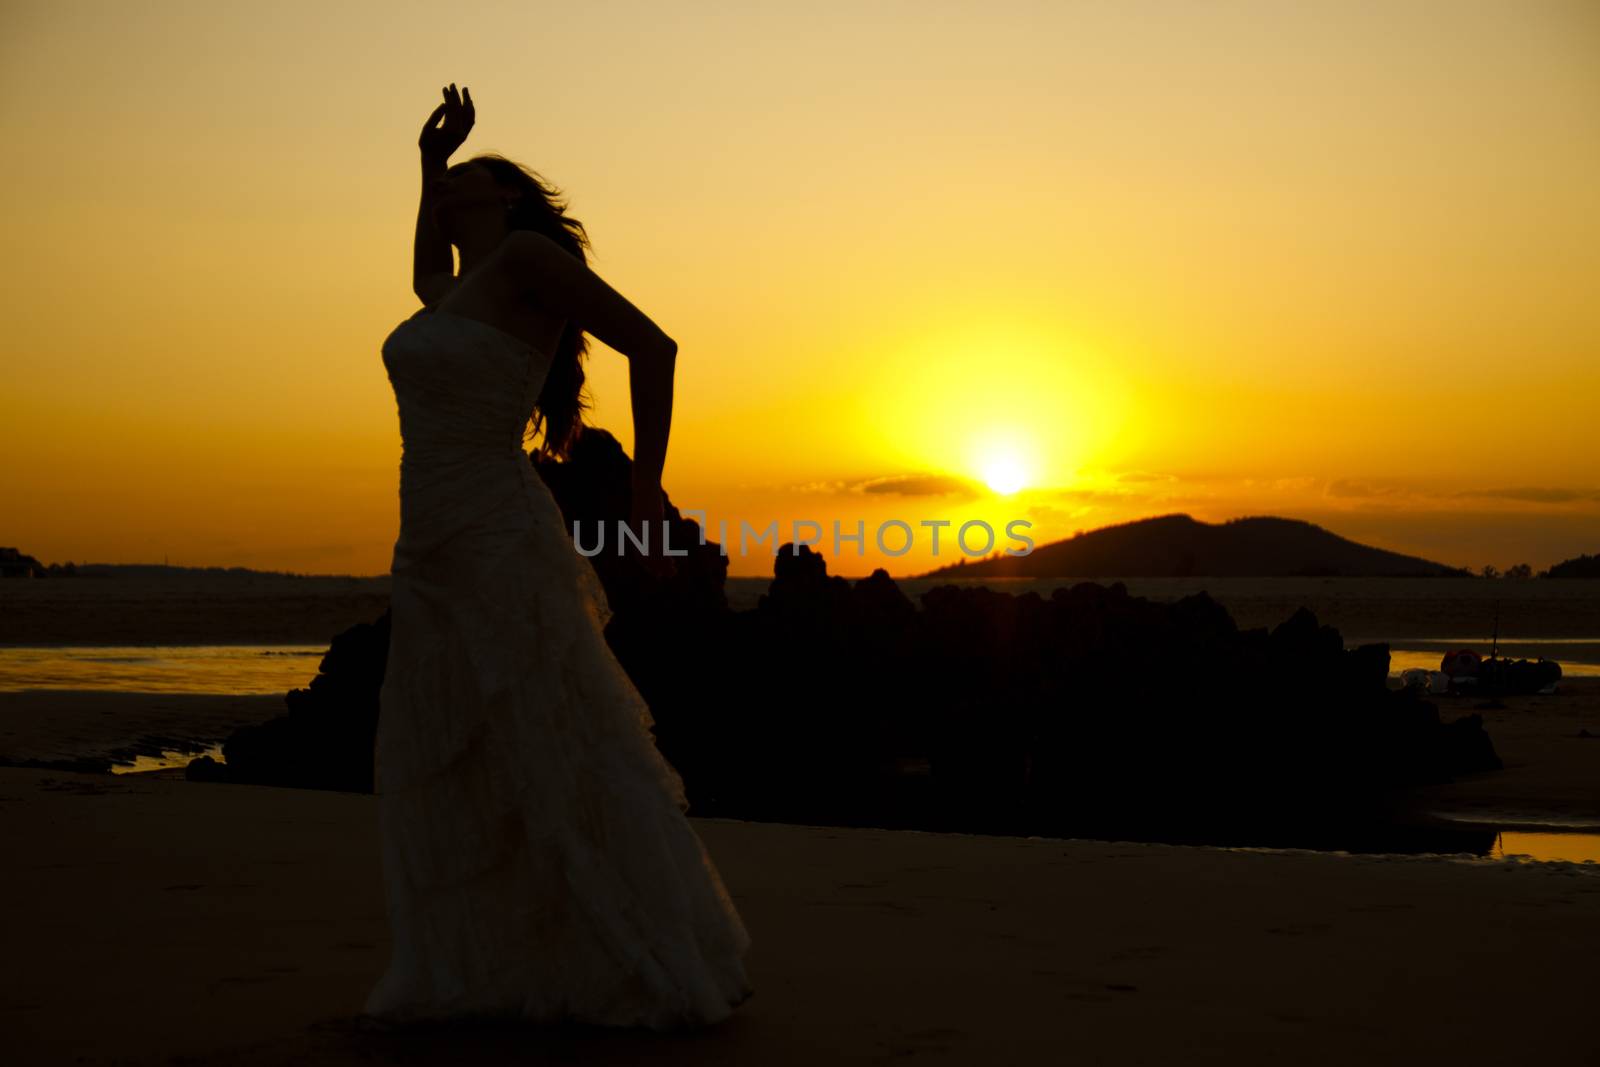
left=471, top=153, right=592, bottom=460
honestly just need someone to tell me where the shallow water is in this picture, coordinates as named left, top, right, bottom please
left=1491, top=831, right=1600, bottom=864
left=0, top=645, right=326, bottom=695
left=108, top=741, right=226, bottom=775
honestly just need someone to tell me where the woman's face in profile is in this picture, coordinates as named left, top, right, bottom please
left=431, top=162, right=504, bottom=233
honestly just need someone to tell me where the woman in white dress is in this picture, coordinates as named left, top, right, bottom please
left=364, top=83, right=754, bottom=1030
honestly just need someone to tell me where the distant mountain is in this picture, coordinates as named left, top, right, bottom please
left=919, top=513, right=1473, bottom=579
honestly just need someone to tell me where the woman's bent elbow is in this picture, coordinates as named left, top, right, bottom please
left=645, top=336, right=677, bottom=363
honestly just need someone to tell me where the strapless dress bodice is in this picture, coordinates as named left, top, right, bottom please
left=381, top=309, right=557, bottom=561
left=382, top=308, right=553, bottom=462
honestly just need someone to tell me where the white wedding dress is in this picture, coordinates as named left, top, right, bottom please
left=366, top=305, right=753, bottom=1030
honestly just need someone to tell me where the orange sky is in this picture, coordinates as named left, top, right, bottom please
left=2, top=1, right=1597, bottom=578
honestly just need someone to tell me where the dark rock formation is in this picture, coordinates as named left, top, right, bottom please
left=189, top=610, right=389, bottom=792
left=187, top=431, right=1505, bottom=852
left=1436, top=650, right=1564, bottom=696
left=529, top=426, right=730, bottom=621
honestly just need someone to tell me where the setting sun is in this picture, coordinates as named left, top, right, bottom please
left=980, top=448, right=1031, bottom=496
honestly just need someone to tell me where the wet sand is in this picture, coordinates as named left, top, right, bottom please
left=4, top=765, right=1596, bottom=1066
left=0, top=689, right=281, bottom=769
left=1411, top=677, right=1600, bottom=826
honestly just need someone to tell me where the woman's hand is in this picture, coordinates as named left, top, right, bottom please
left=628, top=477, right=678, bottom=580
left=419, top=83, right=474, bottom=164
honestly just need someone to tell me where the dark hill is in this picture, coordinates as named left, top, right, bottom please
left=1545, top=552, right=1600, bottom=579
left=921, top=513, right=1471, bottom=579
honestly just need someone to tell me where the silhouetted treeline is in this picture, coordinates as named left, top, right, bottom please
left=0, top=547, right=351, bottom=580
left=1544, top=552, right=1600, bottom=579
left=0, top=547, right=77, bottom=578
left=72, top=563, right=343, bottom=580
left=188, top=429, right=1507, bottom=853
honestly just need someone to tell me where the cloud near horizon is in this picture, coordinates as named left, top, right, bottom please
left=787, top=473, right=983, bottom=498
left=1450, top=486, right=1600, bottom=504
left=1326, top=478, right=1600, bottom=505
left=784, top=470, right=1600, bottom=510
left=858, top=473, right=982, bottom=498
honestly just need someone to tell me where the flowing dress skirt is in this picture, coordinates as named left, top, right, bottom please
left=364, top=454, right=753, bottom=1030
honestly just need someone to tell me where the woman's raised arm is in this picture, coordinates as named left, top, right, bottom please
left=414, top=84, right=474, bottom=303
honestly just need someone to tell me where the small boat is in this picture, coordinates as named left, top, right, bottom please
left=1474, top=653, right=1562, bottom=695
left=1420, top=601, right=1564, bottom=696
left=1416, top=645, right=1562, bottom=696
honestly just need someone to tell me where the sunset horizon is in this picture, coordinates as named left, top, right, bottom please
left=15, top=503, right=1594, bottom=582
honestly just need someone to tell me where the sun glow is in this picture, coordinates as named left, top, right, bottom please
left=972, top=431, right=1036, bottom=499
left=979, top=446, right=1031, bottom=496
left=857, top=315, right=1132, bottom=507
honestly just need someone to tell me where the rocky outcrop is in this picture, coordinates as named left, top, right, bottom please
left=187, top=432, right=1504, bottom=851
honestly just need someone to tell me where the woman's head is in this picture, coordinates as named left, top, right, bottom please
left=428, top=159, right=507, bottom=234
left=434, top=153, right=594, bottom=460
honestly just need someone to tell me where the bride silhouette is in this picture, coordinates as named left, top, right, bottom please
left=364, top=83, right=754, bottom=1030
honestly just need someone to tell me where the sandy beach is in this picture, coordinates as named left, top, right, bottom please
left=4, top=764, right=1597, bottom=1065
